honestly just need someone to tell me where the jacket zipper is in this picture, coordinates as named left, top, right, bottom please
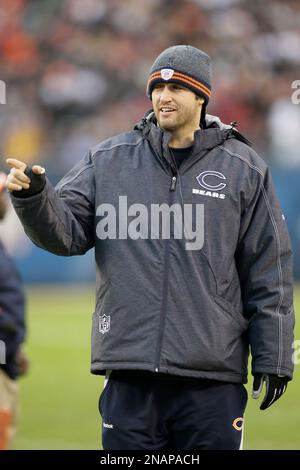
left=170, top=175, right=177, bottom=191
left=148, top=143, right=179, bottom=372
left=148, top=142, right=178, bottom=189
left=155, top=182, right=177, bottom=372
left=155, top=168, right=178, bottom=373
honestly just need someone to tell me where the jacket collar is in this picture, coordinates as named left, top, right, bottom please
left=134, top=110, right=251, bottom=171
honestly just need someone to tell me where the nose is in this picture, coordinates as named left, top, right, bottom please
left=158, top=85, right=172, bottom=103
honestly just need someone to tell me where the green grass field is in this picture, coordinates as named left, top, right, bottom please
left=12, top=284, right=300, bottom=450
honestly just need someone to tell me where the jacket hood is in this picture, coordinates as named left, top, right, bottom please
left=134, top=109, right=252, bottom=150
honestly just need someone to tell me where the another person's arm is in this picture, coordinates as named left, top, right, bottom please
left=0, top=244, right=27, bottom=379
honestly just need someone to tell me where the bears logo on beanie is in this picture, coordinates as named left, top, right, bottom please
left=147, top=45, right=212, bottom=124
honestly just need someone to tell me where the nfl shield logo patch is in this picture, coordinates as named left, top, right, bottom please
left=99, top=314, right=111, bottom=334
left=160, top=68, right=174, bottom=80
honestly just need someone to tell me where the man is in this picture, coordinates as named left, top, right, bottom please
left=5, top=45, right=294, bottom=450
left=0, top=172, right=28, bottom=450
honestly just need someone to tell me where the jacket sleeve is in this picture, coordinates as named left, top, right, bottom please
left=235, top=166, right=295, bottom=380
left=0, top=244, right=26, bottom=357
left=10, top=150, right=95, bottom=256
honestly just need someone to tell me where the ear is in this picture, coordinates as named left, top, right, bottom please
left=195, top=95, right=205, bottom=105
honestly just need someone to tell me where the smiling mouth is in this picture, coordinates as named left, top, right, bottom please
left=160, top=107, right=176, bottom=115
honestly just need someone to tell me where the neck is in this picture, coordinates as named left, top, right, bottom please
left=168, top=127, right=200, bottom=148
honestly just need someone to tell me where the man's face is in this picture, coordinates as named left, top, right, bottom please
left=152, top=83, right=203, bottom=132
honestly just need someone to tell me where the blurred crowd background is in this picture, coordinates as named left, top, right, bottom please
left=0, top=0, right=300, bottom=279
left=1, top=0, right=300, bottom=175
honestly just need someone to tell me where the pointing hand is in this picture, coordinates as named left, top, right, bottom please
left=6, top=159, right=46, bottom=196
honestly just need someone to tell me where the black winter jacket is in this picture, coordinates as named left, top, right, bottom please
left=10, top=113, right=295, bottom=384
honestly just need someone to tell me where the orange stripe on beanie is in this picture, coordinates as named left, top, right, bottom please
left=147, top=70, right=211, bottom=100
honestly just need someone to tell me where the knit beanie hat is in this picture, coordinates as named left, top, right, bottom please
left=147, top=45, right=212, bottom=124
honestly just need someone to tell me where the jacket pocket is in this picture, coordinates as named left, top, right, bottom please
left=213, top=295, right=248, bottom=330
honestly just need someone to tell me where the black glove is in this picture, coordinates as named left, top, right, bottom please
left=252, top=374, right=288, bottom=410
left=12, top=165, right=46, bottom=198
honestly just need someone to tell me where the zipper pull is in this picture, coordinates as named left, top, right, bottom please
left=170, top=176, right=177, bottom=191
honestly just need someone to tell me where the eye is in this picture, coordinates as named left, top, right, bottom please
left=153, top=84, right=164, bottom=91
left=172, top=84, right=184, bottom=91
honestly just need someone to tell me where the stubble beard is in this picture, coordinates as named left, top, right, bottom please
left=158, top=109, right=197, bottom=136
left=157, top=110, right=185, bottom=133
